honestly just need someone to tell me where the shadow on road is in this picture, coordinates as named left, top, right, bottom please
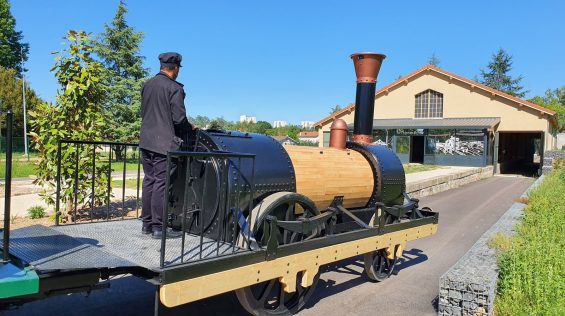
left=305, top=248, right=429, bottom=309
left=396, top=248, right=429, bottom=271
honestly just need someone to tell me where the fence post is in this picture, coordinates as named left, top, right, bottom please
left=2, top=110, right=14, bottom=262
left=55, top=140, right=62, bottom=225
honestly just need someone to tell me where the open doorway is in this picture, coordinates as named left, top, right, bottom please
left=410, top=136, right=425, bottom=163
left=498, top=132, right=543, bottom=176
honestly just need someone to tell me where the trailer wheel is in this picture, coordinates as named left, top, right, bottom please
left=235, top=192, right=321, bottom=316
left=364, top=213, right=400, bottom=282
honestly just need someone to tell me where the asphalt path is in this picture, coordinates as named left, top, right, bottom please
left=3, top=175, right=533, bottom=316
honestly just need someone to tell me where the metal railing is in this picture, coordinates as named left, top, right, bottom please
left=2, top=111, right=14, bottom=263
left=55, top=140, right=142, bottom=225
left=52, top=138, right=258, bottom=268
left=160, top=150, right=256, bottom=268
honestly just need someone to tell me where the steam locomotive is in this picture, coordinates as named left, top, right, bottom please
left=164, top=53, right=435, bottom=315
left=0, top=53, right=437, bottom=316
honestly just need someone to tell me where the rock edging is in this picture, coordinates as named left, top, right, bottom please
left=437, top=175, right=545, bottom=316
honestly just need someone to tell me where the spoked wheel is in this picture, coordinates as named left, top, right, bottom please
left=364, top=212, right=401, bottom=282
left=364, top=248, right=400, bottom=282
left=235, top=192, right=321, bottom=316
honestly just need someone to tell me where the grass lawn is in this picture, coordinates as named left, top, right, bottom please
left=494, top=167, right=565, bottom=315
left=108, top=160, right=141, bottom=173
left=0, top=160, right=38, bottom=178
left=0, top=158, right=140, bottom=179
left=111, top=178, right=142, bottom=190
left=403, top=164, right=439, bottom=174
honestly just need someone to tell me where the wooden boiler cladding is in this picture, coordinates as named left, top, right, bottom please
left=284, top=146, right=374, bottom=211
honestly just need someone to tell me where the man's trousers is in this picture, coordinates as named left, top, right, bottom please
left=140, top=149, right=177, bottom=232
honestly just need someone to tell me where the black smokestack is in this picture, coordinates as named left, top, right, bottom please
left=350, top=53, right=386, bottom=143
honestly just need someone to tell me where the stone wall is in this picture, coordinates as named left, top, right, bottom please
left=542, top=150, right=565, bottom=174
left=438, top=176, right=544, bottom=316
left=407, top=166, right=493, bottom=198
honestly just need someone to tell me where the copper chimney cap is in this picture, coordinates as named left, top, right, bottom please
left=330, top=119, right=348, bottom=131
left=329, top=119, right=348, bottom=150
left=350, top=52, right=386, bottom=83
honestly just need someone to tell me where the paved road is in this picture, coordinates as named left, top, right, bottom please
left=3, top=176, right=533, bottom=316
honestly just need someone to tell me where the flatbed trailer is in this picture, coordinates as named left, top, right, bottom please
left=1, top=212, right=437, bottom=312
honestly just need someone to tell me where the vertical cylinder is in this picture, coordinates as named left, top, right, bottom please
left=350, top=53, right=386, bottom=144
left=329, top=119, right=348, bottom=150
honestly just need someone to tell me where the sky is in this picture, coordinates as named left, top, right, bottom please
left=10, top=0, right=565, bottom=125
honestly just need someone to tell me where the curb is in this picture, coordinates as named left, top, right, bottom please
left=407, top=166, right=493, bottom=198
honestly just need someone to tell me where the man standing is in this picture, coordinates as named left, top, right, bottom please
left=140, top=52, right=189, bottom=239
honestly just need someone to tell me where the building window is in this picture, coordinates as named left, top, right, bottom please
left=415, top=90, right=443, bottom=118
left=323, top=131, right=330, bottom=147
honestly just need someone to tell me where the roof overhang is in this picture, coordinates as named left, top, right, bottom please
left=346, top=117, right=501, bottom=130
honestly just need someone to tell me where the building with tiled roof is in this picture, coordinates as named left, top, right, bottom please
left=315, top=65, right=558, bottom=175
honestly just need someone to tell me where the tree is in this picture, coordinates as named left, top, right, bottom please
left=428, top=52, right=440, bottom=67
left=0, top=66, right=43, bottom=137
left=529, top=87, right=565, bottom=131
left=252, top=121, right=272, bottom=134
left=329, top=105, right=342, bottom=114
left=0, top=0, right=29, bottom=76
left=208, top=117, right=229, bottom=130
left=94, top=0, right=148, bottom=159
left=266, top=125, right=301, bottom=141
left=189, top=115, right=211, bottom=128
left=30, top=30, right=109, bottom=217
left=479, top=48, right=527, bottom=98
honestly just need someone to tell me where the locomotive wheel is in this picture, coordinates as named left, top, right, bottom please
left=235, top=192, right=321, bottom=316
left=364, top=213, right=400, bottom=282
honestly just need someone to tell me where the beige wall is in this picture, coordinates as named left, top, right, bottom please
left=318, top=70, right=557, bottom=150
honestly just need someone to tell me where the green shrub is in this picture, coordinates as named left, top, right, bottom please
left=29, top=31, right=110, bottom=216
left=27, top=205, right=46, bottom=219
left=48, top=213, right=62, bottom=223
left=553, top=157, right=565, bottom=170
left=487, top=232, right=512, bottom=252
left=495, top=167, right=565, bottom=315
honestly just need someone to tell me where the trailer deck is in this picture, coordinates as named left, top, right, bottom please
left=2, top=219, right=239, bottom=272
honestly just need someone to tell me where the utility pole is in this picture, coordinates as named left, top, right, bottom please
left=21, top=47, right=29, bottom=160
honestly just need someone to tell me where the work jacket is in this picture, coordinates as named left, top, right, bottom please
left=139, top=72, right=189, bottom=155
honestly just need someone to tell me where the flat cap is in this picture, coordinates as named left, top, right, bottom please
left=159, top=52, right=182, bottom=67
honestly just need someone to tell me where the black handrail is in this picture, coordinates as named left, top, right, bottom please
left=2, top=110, right=13, bottom=263
left=58, top=139, right=138, bottom=147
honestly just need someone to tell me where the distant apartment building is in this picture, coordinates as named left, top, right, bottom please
left=301, top=121, right=315, bottom=129
left=240, top=115, right=257, bottom=123
left=273, top=120, right=288, bottom=128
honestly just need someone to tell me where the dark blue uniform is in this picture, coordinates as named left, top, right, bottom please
left=140, top=71, right=189, bottom=233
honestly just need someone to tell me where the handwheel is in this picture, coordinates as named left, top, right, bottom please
left=235, top=192, right=321, bottom=316
left=363, top=212, right=400, bottom=282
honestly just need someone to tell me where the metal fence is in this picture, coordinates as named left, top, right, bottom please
left=0, top=137, right=36, bottom=154
left=54, top=140, right=142, bottom=225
